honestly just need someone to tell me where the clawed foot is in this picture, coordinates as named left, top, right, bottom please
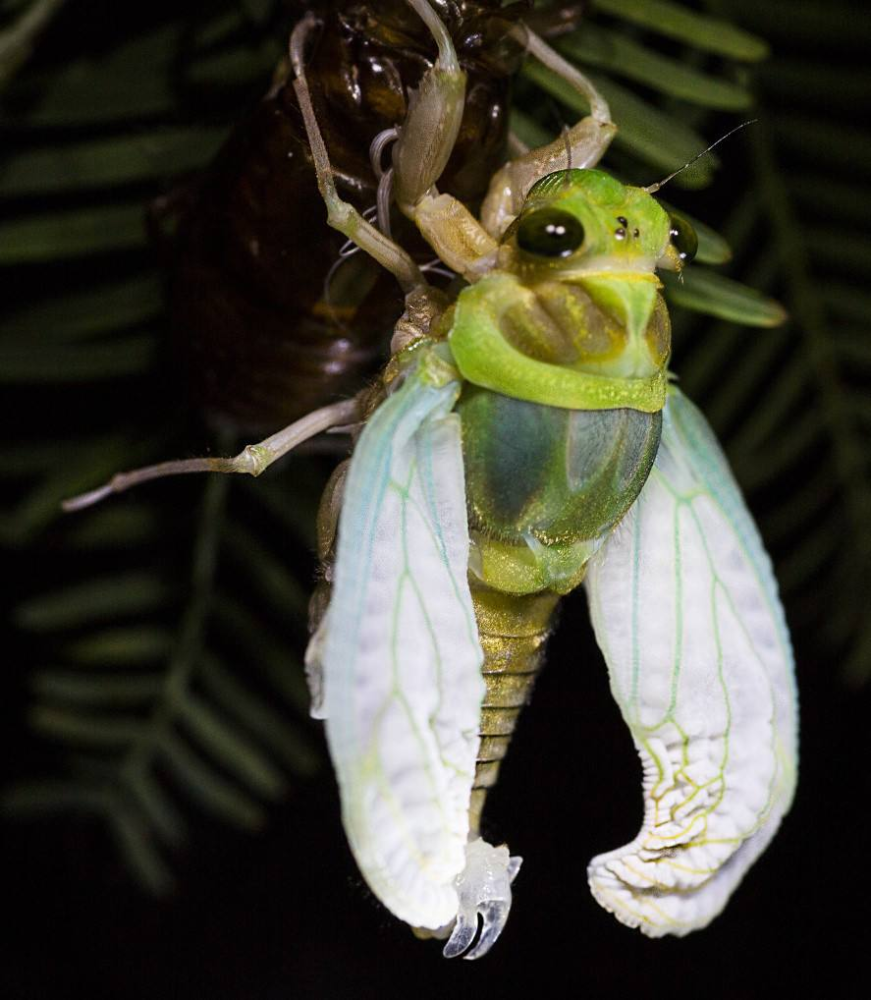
left=442, top=839, right=522, bottom=960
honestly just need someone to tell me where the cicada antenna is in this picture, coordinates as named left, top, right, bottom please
left=644, top=119, right=758, bottom=194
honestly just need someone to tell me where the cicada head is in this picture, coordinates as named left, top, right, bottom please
left=496, top=168, right=686, bottom=381
left=509, top=168, right=674, bottom=271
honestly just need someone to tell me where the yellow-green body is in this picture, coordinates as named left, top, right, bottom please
left=389, top=168, right=684, bottom=814
left=433, top=168, right=678, bottom=599
left=65, top=5, right=796, bottom=955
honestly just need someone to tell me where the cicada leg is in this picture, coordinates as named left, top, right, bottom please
left=389, top=0, right=466, bottom=217
left=61, top=397, right=360, bottom=511
left=378, top=3, right=618, bottom=279
left=289, top=14, right=425, bottom=294
left=480, top=29, right=617, bottom=238
left=355, top=0, right=499, bottom=283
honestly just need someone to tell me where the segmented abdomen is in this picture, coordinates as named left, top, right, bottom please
left=468, top=582, right=561, bottom=836
left=310, top=456, right=563, bottom=838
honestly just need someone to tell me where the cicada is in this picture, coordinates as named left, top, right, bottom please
left=67, top=0, right=798, bottom=961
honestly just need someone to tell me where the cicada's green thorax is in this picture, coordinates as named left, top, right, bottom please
left=445, top=168, right=672, bottom=596
left=448, top=169, right=674, bottom=412
left=457, top=386, right=661, bottom=593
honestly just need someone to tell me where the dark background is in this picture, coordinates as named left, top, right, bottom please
left=2, top=1, right=869, bottom=997
left=6, top=616, right=865, bottom=998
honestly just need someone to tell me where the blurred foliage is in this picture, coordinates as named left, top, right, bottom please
left=1, top=0, right=867, bottom=894
left=683, top=0, right=871, bottom=684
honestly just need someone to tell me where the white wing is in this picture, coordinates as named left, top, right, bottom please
left=310, top=363, right=485, bottom=930
left=584, top=388, right=798, bottom=936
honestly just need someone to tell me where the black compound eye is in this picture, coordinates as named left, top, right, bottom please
left=516, top=208, right=585, bottom=258
left=668, top=211, right=698, bottom=263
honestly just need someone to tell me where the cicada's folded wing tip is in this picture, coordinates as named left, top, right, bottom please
left=317, top=357, right=486, bottom=933
left=349, top=833, right=465, bottom=930
left=584, top=388, right=798, bottom=937
left=586, top=784, right=791, bottom=936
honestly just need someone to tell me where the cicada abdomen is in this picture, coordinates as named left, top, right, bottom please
left=167, top=0, right=524, bottom=432
left=459, top=389, right=664, bottom=833
left=466, top=585, right=559, bottom=835
left=308, top=376, right=665, bottom=843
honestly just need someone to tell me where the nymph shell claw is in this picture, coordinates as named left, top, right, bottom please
left=443, top=839, right=522, bottom=960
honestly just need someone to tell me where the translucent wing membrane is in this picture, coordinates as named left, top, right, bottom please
left=584, top=389, right=798, bottom=936
left=307, top=359, right=485, bottom=930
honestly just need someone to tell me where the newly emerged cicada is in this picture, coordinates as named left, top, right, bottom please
left=67, top=0, right=798, bottom=960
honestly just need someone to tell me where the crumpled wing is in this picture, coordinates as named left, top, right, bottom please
left=584, top=388, right=798, bottom=936
left=310, top=364, right=485, bottom=930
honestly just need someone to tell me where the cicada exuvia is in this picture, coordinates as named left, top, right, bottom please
left=163, top=0, right=527, bottom=432
left=66, top=0, right=798, bottom=961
